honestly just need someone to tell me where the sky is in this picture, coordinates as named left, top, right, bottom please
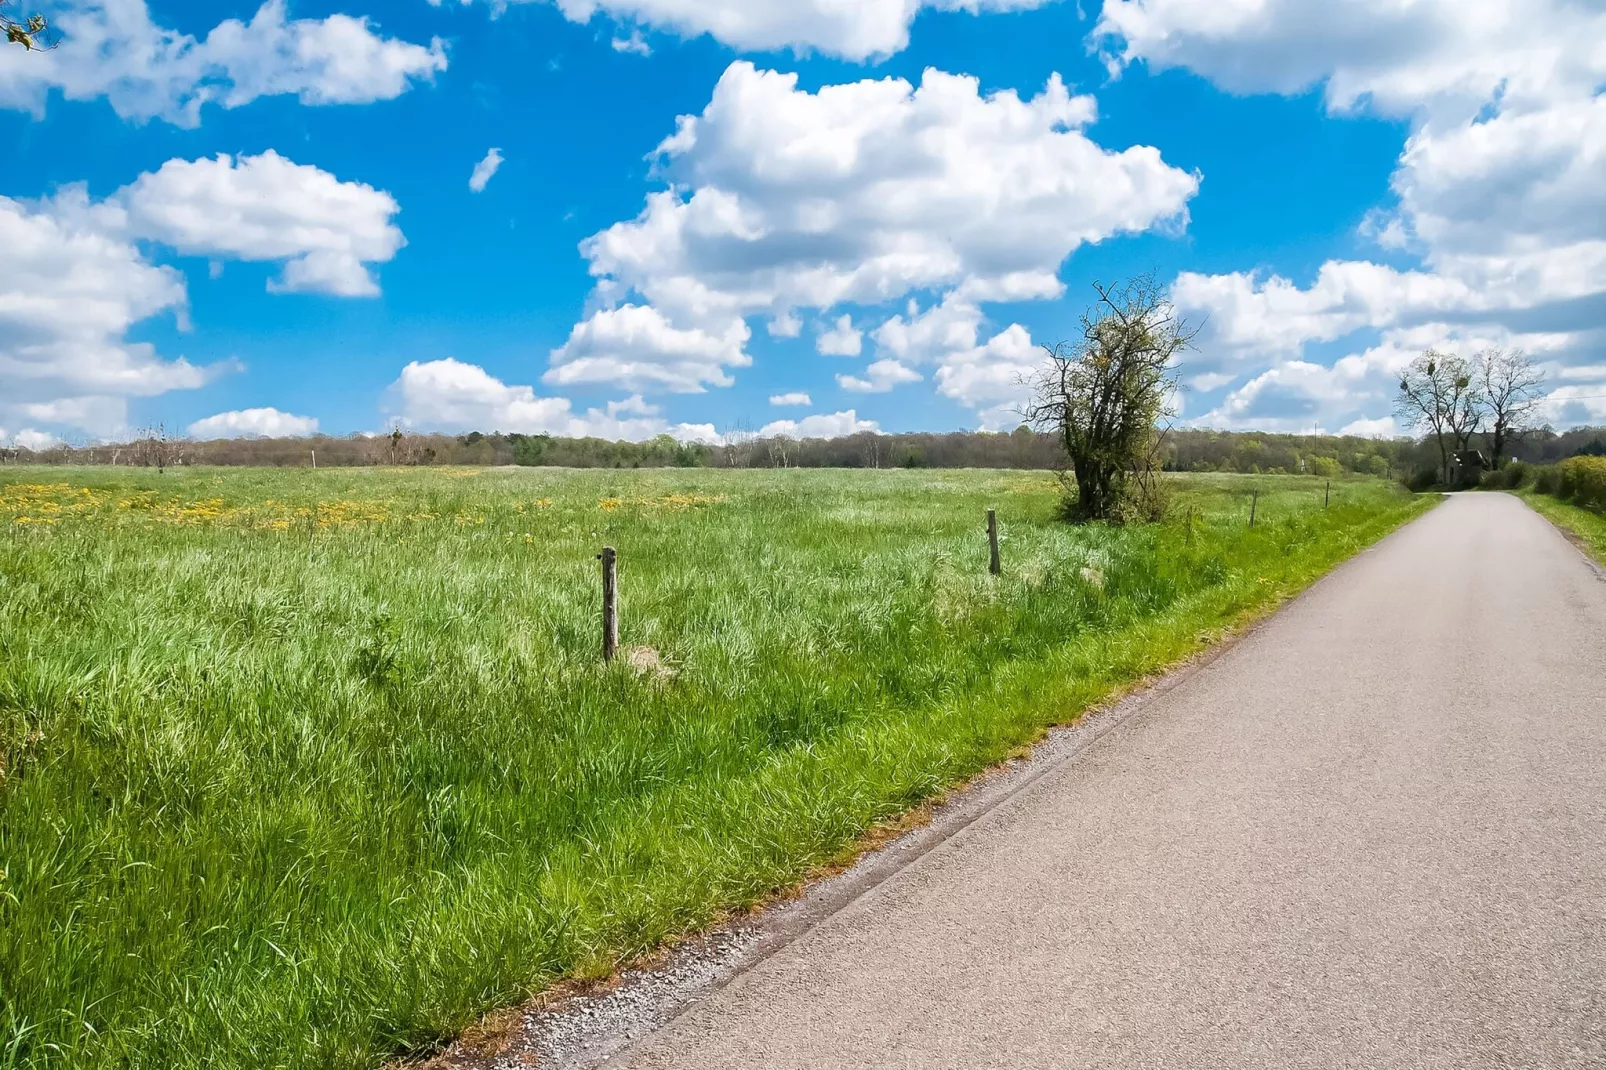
left=1, top=0, right=1603, bottom=448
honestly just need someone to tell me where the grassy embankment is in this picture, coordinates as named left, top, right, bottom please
left=0, top=468, right=1430, bottom=1070
left=1521, top=493, right=1606, bottom=564
left=1497, top=455, right=1606, bottom=564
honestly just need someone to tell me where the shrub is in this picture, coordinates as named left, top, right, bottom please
left=1403, top=468, right=1439, bottom=493
left=1480, top=460, right=1533, bottom=491
left=1310, top=456, right=1343, bottom=478
left=1534, top=465, right=1563, bottom=496
left=1556, top=456, right=1606, bottom=510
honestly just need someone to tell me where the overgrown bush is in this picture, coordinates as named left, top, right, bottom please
left=1403, top=467, right=1440, bottom=493
left=1556, top=456, right=1606, bottom=509
left=1480, top=461, right=1533, bottom=490
left=1534, top=465, right=1563, bottom=496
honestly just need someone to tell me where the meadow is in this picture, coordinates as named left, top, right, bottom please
left=0, top=466, right=1429, bottom=1070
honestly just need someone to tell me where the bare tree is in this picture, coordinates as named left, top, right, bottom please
left=132, top=425, right=177, bottom=473
left=1396, top=349, right=1482, bottom=484
left=863, top=432, right=883, bottom=470
left=1477, top=348, right=1546, bottom=469
left=721, top=420, right=757, bottom=469
left=765, top=434, right=794, bottom=469
left=3, top=2, right=52, bottom=49
left=1444, top=357, right=1484, bottom=461
left=1024, top=275, right=1193, bottom=522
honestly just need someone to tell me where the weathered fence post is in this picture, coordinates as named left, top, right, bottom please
left=1325, top=481, right=1331, bottom=508
left=1249, top=490, right=1259, bottom=528
left=598, top=547, right=619, bottom=663
left=987, top=509, right=1002, bottom=576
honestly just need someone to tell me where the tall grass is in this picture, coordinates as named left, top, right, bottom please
left=0, top=468, right=1428, bottom=1069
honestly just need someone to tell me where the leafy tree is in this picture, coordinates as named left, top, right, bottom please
left=1025, top=276, right=1194, bottom=522
left=1476, top=347, right=1546, bottom=469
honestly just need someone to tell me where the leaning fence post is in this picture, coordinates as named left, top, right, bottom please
left=598, top=547, right=619, bottom=662
left=987, top=509, right=1002, bottom=576
left=1249, top=490, right=1259, bottom=528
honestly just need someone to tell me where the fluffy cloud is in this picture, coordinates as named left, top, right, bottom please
left=838, top=359, right=921, bottom=394
left=437, top=0, right=1051, bottom=60
left=0, top=0, right=446, bottom=126
left=759, top=410, right=879, bottom=439
left=1193, top=323, right=1586, bottom=434
left=769, top=392, right=811, bottom=406
left=120, top=151, right=405, bottom=297
left=3, top=151, right=406, bottom=438
left=0, top=190, right=213, bottom=438
left=1097, top=0, right=1606, bottom=427
left=546, top=304, right=752, bottom=393
left=931, top=323, right=1041, bottom=429
left=390, top=358, right=720, bottom=441
left=816, top=315, right=863, bottom=358
left=469, top=148, right=504, bottom=193
left=561, top=61, right=1194, bottom=424
left=188, top=408, right=319, bottom=439
left=584, top=63, right=1195, bottom=330
left=1093, top=0, right=1604, bottom=118
left=1, top=428, right=60, bottom=451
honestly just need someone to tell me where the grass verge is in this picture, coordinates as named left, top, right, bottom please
left=0, top=469, right=1431, bottom=1070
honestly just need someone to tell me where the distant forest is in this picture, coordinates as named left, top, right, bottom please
left=8, top=424, right=1606, bottom=476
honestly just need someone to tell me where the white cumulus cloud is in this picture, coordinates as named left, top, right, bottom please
left=759, top=410, right=879, bottom=439
left=0, top=189, right=214, bottom=439
left=768, top=392, right=812, bottom=407
left=1, top=151, right=406, bottom=439
left=583, top=62, right=1196, bottom=332
left=816, top=315, right=863, bottom=357
left=390, top=357, right=720, bottom=441
left=469, top=148, right=504, bottom=193
left=0, top=0, right=447, bottom=127
left=557, top=60, right=1195, bottom=425
left=837, top=359, right=921, bottom=394
left=439, top=0, right=1052, bottom=60
left=1096, top=0, right=1606, bottom=427
left=6, top=429, right=60, bottom=451
left=120, top=151, right=405, bottom=297
left=189, top=407, right=319, bottom=439
left=546, top=304, right=752, bottom=393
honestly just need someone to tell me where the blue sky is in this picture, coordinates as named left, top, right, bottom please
left=2, top=0, right=1602, bottom=446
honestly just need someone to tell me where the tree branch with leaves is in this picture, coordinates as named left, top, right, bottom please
left=2, top=1, right=52, bottom=50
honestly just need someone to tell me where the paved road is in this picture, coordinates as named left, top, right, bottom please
left=608, top=494, right=1606, bottom=1069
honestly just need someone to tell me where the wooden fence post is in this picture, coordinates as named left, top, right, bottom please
left=1325, top=481, right=1331, bottom=508
left=598, top=547, right=619, bottom=662
left=987, top=509, right=1002, bottom=576
left=1249, top=490, right=1259, bottom=528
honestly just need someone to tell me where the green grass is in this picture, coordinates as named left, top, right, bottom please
left=1520, top=490, right=1606, bottom=564
left=0, top=468, right=1430, bottom=1069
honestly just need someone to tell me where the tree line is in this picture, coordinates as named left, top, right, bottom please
left=10, top=423, right=1602, bottom=476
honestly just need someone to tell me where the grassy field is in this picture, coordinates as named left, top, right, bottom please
left=0, top=467, right=1430, bottom=1070
left=1520, top=491, right=1606, bottom=564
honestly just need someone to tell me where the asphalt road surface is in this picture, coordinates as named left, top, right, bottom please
left=608, top=494, right=1606, bottom=1069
